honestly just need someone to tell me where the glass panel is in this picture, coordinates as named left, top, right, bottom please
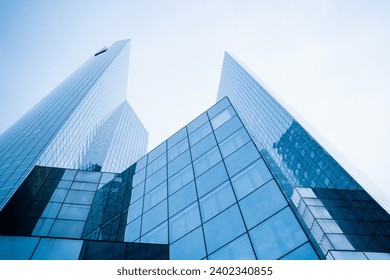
left=141, top=200, right=167, bottom=235
left=187, top=113, right=208, bottom=134
left=100, top=173, right=116, bottom=184
left=147, top=153, right=166, bottom=177
left=32, top=218, right=55, bottom=236
left=50, top=188, right=68, bottom=203
left=219, top=127, right=250, bottom=158
left=189, top=122, right=212, bottom=146
left=168, top=150, right=191, bottom=177
left=207, top=97, right=231, bottom=118
left=143, top=182, right=167, bottom=212
left=170, top=227, right=206, bottom=260
left=195, top=162, right=228, bottom=197
left=74, top=170, right=101, bottom=183
left=214, top=115, right=242, bottom=142
left=169, top=181, right=197, bottom=217
left=249, top=207, right=307, bottom=259
left=124, top=217, right=141, bottom=242
left=70, top=181, right=97, bottom=191
left=61, top=169, right=77, bottom=181
left=210, top=106, right=235, bottom=129
left=49, top=219, right=85, bottom=239
left=57, top=204, right=90, bottom=220
left=280, top=242, right=319, bottom=260
left=127, top=198, right=143, bottom=223
left=169, top=203, right=201, bottom=242
left=168, top=165, right=193, bottom=195
left=199, top=181, right=236, bottom=222
left=130, top=183, right=144, bottom=204
left=0, top=236, right=39, bottom=260
left=64, top=190, right=95, bottom=205
left=148, top=142, right=166, bottom=163
left=190, top=133, right=217, bottom=160
left=209, top=234, right=256, bottom=260
left=31, top=238, right=83, bottom=260
left=203, top=204, right=246, bottom=254
left=145, top=166, right=166, bottom=193
left=168, top=138, right=189, bottom=161
left=239, top=180, right=287, bottom=229
left=224, top=141, right=260, bottom=176
left=41, top=202, right=62, bottom=218
left=231, top=159, right=273, bottom=200
left=167, top=127, right=187, bottom=149
left=135, top=155, right=147, bottom=173
left=193, top=147, right=222, bottom=177
left=140, top=221, right=168, bottom=244
left=132, top=168, right=146, bottom=186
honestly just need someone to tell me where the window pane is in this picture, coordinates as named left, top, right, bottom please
left=168, top=138, right=189, bottom=161
left=209, top=234, right=256, bottom=260
left=140, top=221, right=168, bottom=244
left=168, top=150, right=191, bottom=177
left=32, top=218, right=55, bottom=236
left=31, top=238, right=83, bottom=260
left=147, top=153, right=166, bottom=177
left=249, top=207, right=307, bottom=259
left=203, top=204, right=246, bottom=254
left=141, top=200, right=167, bottom=235
left=168, top=165, right=193, bottom=195
left=189, top=122, right=212, bottom=146
left=190, top=133, right=217, bottom=160
left=231, top=159, right=273, bottom=200
left=124, top=217, right=141, bottom=242
left=224, top=141, right=260, bottom=176
left=64, top=190, right=95, bottom=205
left=207, top=97, right=231, bottom=118
left=127, top=198, right=143, bottom=223
left=49, top=219, right=85, bottom=239
left=199, top=181, right=236, bottom=222
left=170, top=227, right=206, bottom=260
left=219, top=127, right=250, bottom=158
left=281, top=242, right=318, bottom=260
left=187, top=113, right=208, bottom=134
left=169, top=203, right=201, bottom=242
left=169, top=181, right=197, bottom=217
left=0, top=236, right=39, bottom=260
left=130, top=183, right=144, bottom=204
left=214, top=116, right=242, bottom=142
left=210, top=106, right=235, bottom=129
left=50, top=188, right=68, bottom=203
left=167, top=127, right=187, bottom=149
left=239, top=180, right=287, bottom=229
left=57, top=204, right=90, bottom=221
left=70, top=181, right=98, bottom=191
left=148, top=142, right=166, bottom=163
left=193, top=147, right=222, bottom=177
left=75, top=171, right=101, bottom=183
left=41, top=202, right=62, bottom=218
left=145, top=166, right=166, bottom=193
left=143, top=182, right=167, bottom=212
left=195, top=162, right=228, bottom=197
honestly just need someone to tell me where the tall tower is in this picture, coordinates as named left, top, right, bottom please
left=0, top=40, right=148, bottom=211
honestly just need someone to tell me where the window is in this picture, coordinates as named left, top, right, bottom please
left=169, top=203, right=201, bottom=242
left=170, top=227, right=206, bottom=259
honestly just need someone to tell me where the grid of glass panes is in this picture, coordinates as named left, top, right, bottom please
left=88, top=98, right=318, bottom=260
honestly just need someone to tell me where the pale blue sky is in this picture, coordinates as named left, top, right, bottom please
left=0, top=0, right=389, bottom=209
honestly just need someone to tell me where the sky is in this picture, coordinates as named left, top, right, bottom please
left=0, top=0, right=389, bottom=209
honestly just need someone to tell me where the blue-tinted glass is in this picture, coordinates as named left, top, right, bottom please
left=189, top=122, right=212, bottom=146
left=169, top=203, right=201, bottom=242
left=190, top=133, right=217, bottom=160
left=203, top=204, right=246, bottom=253
left=57, top=204, right=90, bottom=220
left=328, top=250, right=367, bottom=260
left=239, top=180, right=287, bottom=229
left=32, top=218, right=55, bottom=236
left=132, top=168, right=146, bottom=186
left=143, top=182, right=167, bottom=212
left=210, top=106, right=235, bottom=129
left=140, top=221, right=168, bottom=244
left=214, top=115, right=242, bottom=142
left=193, top=147, right=222, bottom=177
left=41, top=202, right=62, bottom=218
left=65, top=190, right=95, bottom=205
left=57, top=180, right=72, bottom=189
left=280, top=242, right=318, bottom=260
left=31, top=238, right=83, bottom=260
left=49, top=219, right=85, bottom=238
left=224, top=141, right=260, bottom=176
left=124, top=217, right=141, bottom=242
left=231, top=159, right=273, bottom=200
left=168, top=150, right=191, bottom=177
left=187, top=113, right=208, bottom=134
left=141, top=200, right=167, bottom=235
left=130, top=183, right=144, bottom=203
left=219, top=127, right=250, bottom=158
left=168, top=138, right=189, bottom=161
left=167, top=127, right=187, bottom=149
left=148, top=142, right=166, bottom=163
left=199, top=181, right=236, bottom=221
left=170, top=227, right=206, bottom=260
left=75, top=170, right=101, bottom=183
left=168, top=165, right=193, bottom=195
left=50, top=188, right=68, bottom=202
left=195, top=162, right=228, bottom=197
left=169, top=181, right=197, bottom=217
left=70, top=181, right=97, bottom=191
left=209, top=234, right=256, bottom=260
left=135, top=156, right=147, bottom=173
left=61, top=169, right=77, bottom=181
left=127, top=198, right=143, bottom=223
left=326, top=234, right=355, bottom=250
left=0, top=236, right=39, bottom=260
left=145, top=166, right=166, bottom=193
left=207, top=97, right=231, bottom=118
left=100, top=173, right=116, bottom=184
left=147, top=153, right=166, bottom=177
left=249, top=207, right=307, bottom=259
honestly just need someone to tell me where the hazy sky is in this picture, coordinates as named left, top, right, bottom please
left=0, top=0, right=389, bottom=209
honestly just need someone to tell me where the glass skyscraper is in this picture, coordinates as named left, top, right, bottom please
left=0, top=41, right=388, bottom=260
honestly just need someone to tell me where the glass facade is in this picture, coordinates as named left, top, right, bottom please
left=217, top=53, right=390, bottom=259
left=0, top=40, right=148, bottom=210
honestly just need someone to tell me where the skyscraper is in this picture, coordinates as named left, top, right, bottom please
left=0, top=41, right=388, bottom=260
left=0, top=40, right=148, bottom=211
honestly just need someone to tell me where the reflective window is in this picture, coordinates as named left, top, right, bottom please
left=196, top=162, right=228, bottom=197
left=74, top=171, right=101, bottom=183
left=135, top=156, right=147, bottom=173
left=130, top=183, right=144, bottom=204
left=145, top=166, right=166, bottom=193
left=281, top=242, right=318, bottom=260
left=140, top=221, right=168, bottom=244
left=214, top=116, right=242, bottom=142
left=187, top=113, right=208, bottom=134
left=0, top=236, right=39, bottom=260
left=193, top=147, right=222, bottom=177
left=31, top=238, right=83, bottom=260
left=167, top=127, right=187, bottom=149
left=50, top=188, right=68, bottom=203
left=132, top=168, right=146, bottom=186
left=224, top=141, right=260, bottom=176
left=148, top=142, right=166, bottom=163
left=143, top=182, right=167, bottom=212
left=168, top=150, right=191, bottom=177
left=70, top=181, right=97, bottom=191
left=169, top=203, right=201, bottom=242
left=141, top=200, right=167, bottom=235
left=61, top=169, right=77, bottom=181
left=210, top=106, right=235, bottom=129
left=199, top=181, right=236, bottom=222
left=168, top=138, right=189, bottom=161
left=147, top=153, right=166, bottom=177
left=168, top=165, right=193, bottom=195
left=41, top=202, right=62, bottom=218
left=49, top=219, right=85, bottom=238
left=57, top=204, right=90, bottom=220
left=239, top=180, right=287, bottom=229
left=249, top=207, right=307, bottom=259
left=209, top=234, right=256, bottom=260
left=127, top=198, right=143, bottom=223
left=231, top=159, right=273, bottom=200
left=64, top=190, right=95, bottom=205
left=190, top=133, right=217, bottom=160
left=219, top=127, right=250, bottom=158
left=124, top=217, right=141, bottom=242
left=203, top=204, right=246, bottom=253
left=189, top=122, right=212, bottom=146
left=170, top=227, right=206, bottom=260
left=207, top=97, right=231, bottom=118
left=169, top=181, right=197, bottom=217
left=32, top=218, right=55, bottom=236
